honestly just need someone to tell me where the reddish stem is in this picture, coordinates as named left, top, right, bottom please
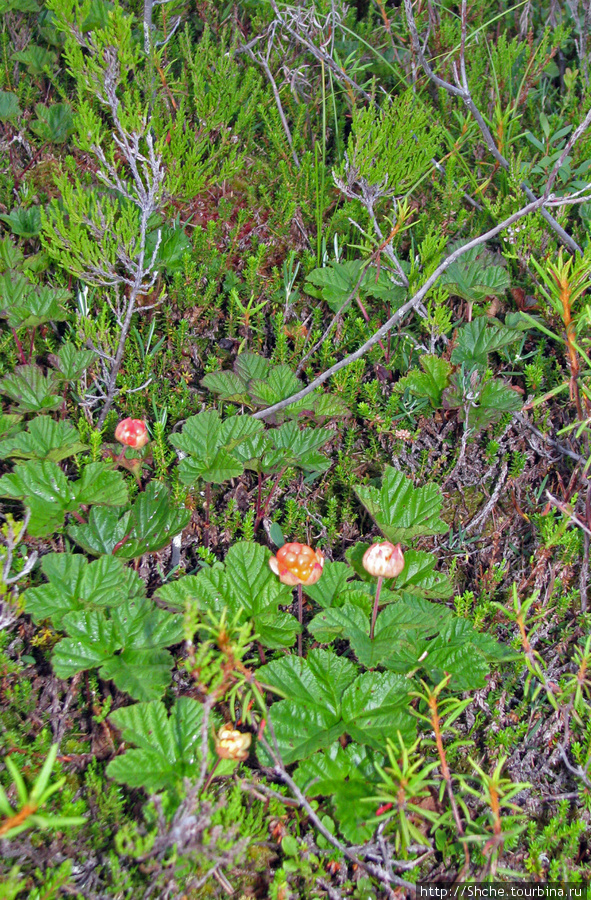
left=112, top=532, right=132, bottom=553
left=355, top=295, right=387, bottom=356
left=370, top=575, right=384, bottom=640
left=11, top=329, right=26, bottom=365
left=253, top=470, right=263, bottom=533
left=14, top=143, right=46, bottom=191
left=297, top=583, right=303, bottom=657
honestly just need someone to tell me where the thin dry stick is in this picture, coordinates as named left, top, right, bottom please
left=254, top=105, right=591, bottom=423
left=242, top=42, right=300, bottom=169
left=465, top=460, right=509, bottom=535
left=546, top=490, right=591, bottom=539
left=403, top=0, right=583, bottom=255
left=252, top=198, right=560, bottom=421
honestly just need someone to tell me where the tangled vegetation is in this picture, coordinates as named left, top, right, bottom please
left=1, top=0, right=591, bottom=896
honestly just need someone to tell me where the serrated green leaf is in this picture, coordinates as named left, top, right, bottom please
left=52, top=610, right=118, bottom=678
left=170, top=410, right=250, bottom=485
left=443, top=371, right=522, bottom=430
left=0, top=90, right=20, bottom=123
left=257, top=650, right=357, bottom=764
left=394, top=355, right=452, bottom=408
left=258, top=650, right=416, bottom=763
left=305, top=260, right=365, bottom=312
left=249, top=366, right=303, bottom=407
left=451, top=318, right=521, bottom=368
left=30, top=103, right=73, bottom=144
left=169, top=409, right=222, bottom=458
left=24, top=552, right=144, bottom=628
left=0, top=365, right=61, bottom=413
left=341, top=671, right=415, bottom=747
left=440, top=245, right=510, bottom=303
left=52, top=598, right=182, bottom=699
left=395, top=549, right=454, bottom=599
left=0, top=237, right=23, bottom=272
left=192, top=541, right=297, bottom=648
left=55, top=343, right=96, bottom=380
left=295, top=743, right=384, bottom=842
left=200, top=369, right=249, bottom=403
left=106, top=697, right=209, bottom=791
left=362, top=265, right=408, bottom=305
left=0, top=207, right=41, bottom=239
left=178, top=448, right=243, bottom=485
left=101, top=648, right=175, bottom=701
left=117, top=481, right=190, bottom=558
left=0, top=417, right=87, bottom=462
left=3, top=285, right=70, bottom=330
left=234, top=352, right=270, bottom=383
left=261, top=421, right=331, bottom=475
left=75, top=462, right=128, bottom=507
left=0, top=271, right=28, bottom=308
left=155, top=574, right=201, bottom=612
left=0, top=459, right=73, bottom=536
left=12, top=45, right=56, bottom=75
left=67, top=506, right=131, bottom=556
left=355, top=467, right=448, bottom=543
left=308, top=603, right=373, bottom=657
left=0, top=413, right=23, bottom=440
left=302, top=561, right=356, bottom=608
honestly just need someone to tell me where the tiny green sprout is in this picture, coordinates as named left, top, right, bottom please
left=0, top=744, right=86, bottom=839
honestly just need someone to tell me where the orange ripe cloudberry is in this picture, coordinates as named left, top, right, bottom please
left=268, top=542, right=324, bottom=586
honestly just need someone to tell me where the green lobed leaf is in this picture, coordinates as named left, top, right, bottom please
left=190, top=541, right=298, bottom=648
left=0, top=459, right=74, bottom=536
left=170, top=410, right=262, bottom=485
left=294, top=743, right=384, bottom=843
left=394, top=355, right=452, bottom=408
left=24, top=553, right=144, bottom=628
left=0, top=207, right=42, bottom=239
left=341, top=671, right=415, bottom=747
left=258, top=649, right=416, bottom=764
left=30, top=103, right=74, bottom=144
left=302, top=561, right=357, bottom=608
left=67, top=506, right=131, bottom=556
left=52, top=598, right=183, bottom=700
left=106, top=697, right=215, bottom=791
left=305, top=260, right=365, bottom=312
left=74, top=462, right=128, bottom=507
left=116, top=481, right=190, bottom=558
left=440, top=245, right=510, bottom=303
left=200, top=369, right=249, bottom=403
left=355, top=467, right=448, bottom=543
left=450, top=318, right=521, bottom=369
left=0, top=365, right=62, bottom=413
left=247, top=364, right=303, bottom=408
left=0, top=417, right=87, bottom=462
left=0, top=90, right=20, bottom=122
left=55, top=343, right=96, bottom=380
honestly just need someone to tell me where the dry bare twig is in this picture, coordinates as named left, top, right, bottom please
left=403, top=0, right=583, bottom=255
left=254, top=120, right=591, bottom=422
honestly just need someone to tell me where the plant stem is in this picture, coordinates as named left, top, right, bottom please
left=297, top=583, right=303, bottom=657
left=11, top=329, right=26, bottom=365
left=202, top=757, right=221, bottom=794
left=370, top=576, right=384, bottom=641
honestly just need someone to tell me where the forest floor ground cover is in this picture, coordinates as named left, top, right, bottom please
left=1, top=0, right=591, bottom=897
